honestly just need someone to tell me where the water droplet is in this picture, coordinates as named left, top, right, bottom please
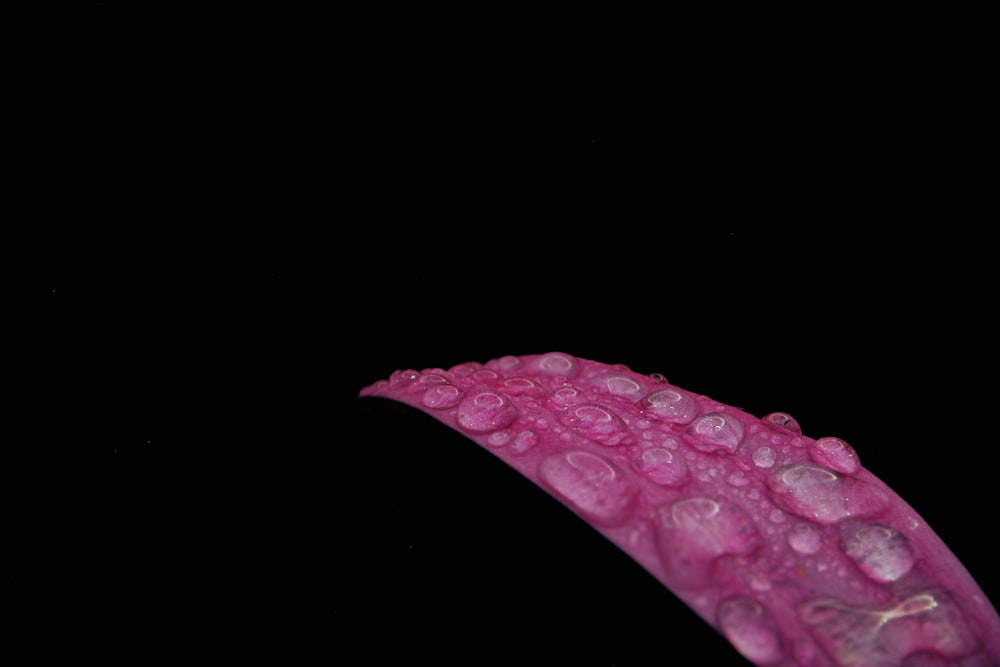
left=764, top=412, right=802, bottom=434
left=418, top=372, right=449, bottom=386
left=472, top=369, right=500, bottom=382
left=787, top=523, right=823, bottom=555
left=511, top=430, right=537, bottom=453
left=421, top=384, right=464, bottom=409
left=687, top=413, right=745, bottom=454
left=767, top=464, right=887, bottom=525
left=549, top=387, right=582, bottom=408
left=727, top=471, right=750, bottom=487
left=633, top=447, right=690, bottom=487
left=456, top=391, right=518, bottom=432
left=487, top=431, right=511, bottom=447
left=536, top=353, right=578, bottom=377
left=560, top=404, right=634, bottom=446
left=748, top=572, right=773, bottom=592
left=768, top=509, right=786, bottom=523
left=753, top=446, right=776, bottom=468
left=389, top=369, right=420, bottom=389
left=492, top=355, right=521, bottom=371
left=502, top=377, right=541, bottom=396
left=810, top=437, right=861, bottom=475
left=537, top=450, right=637, bottom=526
left=656, top=498, right=761, bottom=588
left=648, top=372, right=668, bottom=383
left=716, top=597, right=784, bottom=665
left=640, top=388, right=698, bottom=424
left=843, top=525, right=915, bottom=583
left=604, top=375, right=643, bottom=396
left=448, top=363, right=479, bottom=378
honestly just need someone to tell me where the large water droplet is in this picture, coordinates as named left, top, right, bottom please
left=716, top=597, right=784, bottom=665
left=656, top=497, right=761, bottom=588
left=389, top=369, right=420, bottom=389
left=687, top=413, right=744, bottom=454
left=549, top=386, right=583, bottom=409
left=810, top=437, right=861, bottom=475
left=640, top=388, right=698, bottom=424
left=456, top=391, right=518, bottom=432
left=604, top=375, right=643, bottom=396
left=787, top=523, right=823, bottom=555
left=534, top=352, right=579, bottom=377
left=843, top=525, right=915, bottom=583
left=537, top=450, right=637, bottom=526
left=764, top=412, right=802, bottom=434
left=502, top=377, right=542, bottom=396
left=421, top=384, right=464, bottom=409
left=560, top=404, right=634, bottom=446
left=767, top=464, right=887, bottom=525
left=633, top=447, right=690, bottom=487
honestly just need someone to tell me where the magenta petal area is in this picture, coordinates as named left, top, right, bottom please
left=361, top=352, right=1000, bottom=667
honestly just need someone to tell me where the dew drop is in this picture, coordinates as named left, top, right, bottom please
left=487, top=431, right=512, bottom=447
left=502, top=377, right=540, bottom=396
left=456, top=391, right=518, bottom=432
left=418, top=372, right=449, bottom=386
left=656, top=497, right=761, bottom=588
left=809, top=437, right=861, bottom=475
left=764, top=412, right=802, bottom=434
left=687, top=412, right=745, bottom=454
left=716, top=597, right=784, bottom=665
left=537, top=450, right=637, bottom=526
left=843, top=525, right=915, bottom=583
left=633, top=447, right=690, bottom=487
left=421, top=384, right=464, bottom=409
left=511, top=430, right=537, bottom=453
left=767, top=464, right=887, bottom=525
left=389, top=369, right=420, bottom=389
left=640, top=388, right=699, bottom=424
left=753, top=446, right=776, bottom=468
left=472, top=369, right=499, bottom=382
left=648, top=372, right=667, bottom=383
left=549, top=387, right=583, bottom=408
left=604, top=375, right=643, bottom=396
left=537, top=353, right=578, bottom=377
left=787, top=523, right=822, bottom=555
left=560, top=403, right=634, bottom=446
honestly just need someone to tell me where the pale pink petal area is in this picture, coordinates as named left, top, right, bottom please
left=360, top=352, right=1000, bottom=667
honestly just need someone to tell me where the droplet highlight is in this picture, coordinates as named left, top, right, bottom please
left=537, top=450, right=637, bottom=526
left=752, top=446, right=776, bottom=468
left=687, top=412, right=744, bottom=454
left=809, top=437, right=860, bottom=475
left=456, top=391, right=518, bottom=432
left=843, top=525, right=915, bottom=583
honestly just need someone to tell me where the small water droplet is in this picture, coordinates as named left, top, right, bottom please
left=421, top=384, right=464, bottom=409
left=487, top=431, right=512, bottom=447
left=727, top=471, right=750, bottom=487
left=472, top=369, right=500, bottom=382
left=502, top=377, right=540, bottom=395
left=538, top=450, right=637, bottom=526
left=648, top=372, right=668, bottom=383
left=764, top=412, right=802, bottom=434
left=560, top=404, right=634, bottom=446
left=549, top=387, right=582, bottom=408
left=716, top=597, right=784, bottom=665
left=753, top=446, right=776, bottom=468
left=456, top=391, right=518, bottom=432
left=748, top=572, right=772, bottom=592
left=448, top=363, right=479, bottom=378
left=633, top=447, right=690, bottom=487
left=687, top=413, right=745, bottom=454
left=511, top=430, right=537, bottom=453
left=809, top=437, right=861, bottom=475
left=389, top=369, right=420, bottom=389
left=418, top=372, right=449, bottom=386
left=768, top=508, right=786, bottom=523
left=640, top=388, right=699, bottom=424
left=843, top=525, right=915, bottom=583
left=787, top=523, right=822, bottom=555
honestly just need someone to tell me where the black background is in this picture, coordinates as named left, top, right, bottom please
left=13, top=5, right=997, bottom=665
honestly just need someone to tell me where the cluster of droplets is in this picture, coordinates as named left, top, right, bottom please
left=362, top=353, right=996, bottom=667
